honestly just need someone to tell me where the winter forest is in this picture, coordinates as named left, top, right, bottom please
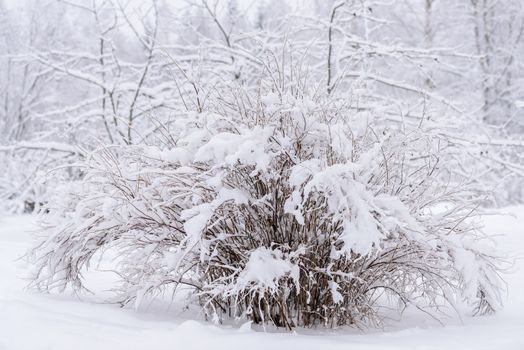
left=1, top=0, right=524, bottom=349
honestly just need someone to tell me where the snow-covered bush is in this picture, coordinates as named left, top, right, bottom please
left=30, top=63, right=504, bottom=329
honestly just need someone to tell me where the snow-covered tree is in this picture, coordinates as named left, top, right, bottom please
left=2, top=0, right=524, bottom=210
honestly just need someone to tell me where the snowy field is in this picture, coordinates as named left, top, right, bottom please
left=0, top=209, right=523, bottom=350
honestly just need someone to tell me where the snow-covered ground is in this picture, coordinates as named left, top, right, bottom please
left=0, top=208, right=523, bottom=350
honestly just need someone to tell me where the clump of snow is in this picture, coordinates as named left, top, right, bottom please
left=194, top=127, right=273, bottom=172
left=232, top=247, right=299, bottom=294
